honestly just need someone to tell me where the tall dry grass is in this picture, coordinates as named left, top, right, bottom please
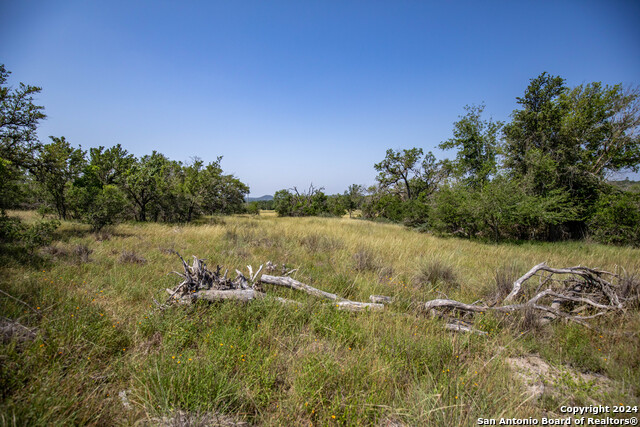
left=1, top=212, right=638, bottom=425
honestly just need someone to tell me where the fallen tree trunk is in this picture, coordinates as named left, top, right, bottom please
left=422, top=263, right=625, bottom=332
left=260, top=275, right=339, bottom=301
left=161, top=255, right=629, bottom=331
left=163, top=255, right=383, bottom=312
left=167, top=288, right=264, bottom=303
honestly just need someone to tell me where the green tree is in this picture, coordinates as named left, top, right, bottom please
left=589, top=189, right=640, bottom=246
left=343, top=184, right=364, bottom=218
left=122, top=151, right=167, bottom=221
left=503, top=72, right=567, bottom=184
left=273, top=189, right=294, bottom=216
left=69, top=144, right=135, bottom=228
left=503, top=73, right=640, bottom=238
left=439, top=103, right=503, bottom=189
left=0, top=65, right=46, bottom=210
left=246, top=201, right=260, bottom=215
left=199, top=158, right=249, bottom=215
left=33, top=136, right=86, bottom=220
left=0, top=64, right=46, bottom=170
left=374, top=148, right=424, bottom=200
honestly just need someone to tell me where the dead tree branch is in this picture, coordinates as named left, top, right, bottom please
left=162, top=255, right=629, bottom=331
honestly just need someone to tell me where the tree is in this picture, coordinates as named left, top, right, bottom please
left=503, top=73, right=640, bottom=238
left=86, top=144, right=135, bottom=187
left=560, top=83, right=640, bottom=178
left=589, top=189, right=640, bottom=246
left=122, top=151, right=167, bottom=221
left=343, top=184, right=364, bottom=218
left=199, top=158, right=249, bottom=215
left=33, top=136, right=86, bottom=220
left=0, top=65, right=46, bottom=210
left=439, top=103, right=503, bottom=189
left=273, top=184, right=329, bottom=217
left=374, top=148, right=424, bottom=200
left=273, top=189, right=294, bottom=216
left=0, top=65, right=46, bottom=169
left=69, top=144, right=135, bottom=228
left=503, top=73, right=567, bottom=180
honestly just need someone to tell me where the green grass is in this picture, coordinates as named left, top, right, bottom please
left=1, top=211, right=639, bottom=425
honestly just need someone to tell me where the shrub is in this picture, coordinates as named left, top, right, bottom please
left=246, top=202, right=260, bottom=216
left=81, top=185, right=128, bottom=231
left=119, top=250, right=147, bottom=264
left=21, top=219, right=60, bottom=251
left=352, top=249, right=378, bottom=272
left=589, top=191, right=640, bottom=246
left=413, top=260, right=458, bottom=290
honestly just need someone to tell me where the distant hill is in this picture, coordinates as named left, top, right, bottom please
left=247, top=195, right=274, bottom=202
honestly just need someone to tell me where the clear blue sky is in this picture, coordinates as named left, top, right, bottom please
left=2, top=0, right=639, bottom=196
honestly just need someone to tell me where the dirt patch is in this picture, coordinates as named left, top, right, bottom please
left=506, top=354, right=612, bottom=402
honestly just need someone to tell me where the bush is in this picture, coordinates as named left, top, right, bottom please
left=22, top=219, right=60, bottom=250
left=83, top=185, right=128, bottom=231
left=0, top=212, right=24, bottom=243
left=0, top=212, right=60, bottom=253
left=246, top=202, right=260, bottom=216
left=589, top=191, right=640, bottom=246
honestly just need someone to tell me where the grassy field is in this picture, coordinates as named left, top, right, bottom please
left=1, top=211, right=639, bottom=426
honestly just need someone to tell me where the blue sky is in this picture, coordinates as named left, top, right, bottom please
left=1, top=0, right=639, bottom=196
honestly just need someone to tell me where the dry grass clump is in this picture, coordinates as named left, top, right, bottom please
left=352, top=248, right=378, bottom=272
left=487, top=264, right=521, bottom=303
left=619, top=271, right=640, bottom=309
left=40, top=245, right=69, bottom=260
left=2, top=212, right=639, bottom=425
left=94, top=231, right=112, bottom=241
left=73, top=244, right=93, bottom=263
left=119, top=250, right=147, bottom=264
left=0, top=318, right=37, bottom=344
left=413, top=259, right=458, bottom=290
left=299, top=234, right=343, bottom=253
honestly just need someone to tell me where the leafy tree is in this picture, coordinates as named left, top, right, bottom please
left=86, top=144, right=135, bottom=187
left=503, top=73, right=640, bottom=237
left=503, top=72, right=567, bottom=183
left=199, top=159, right=249, bottom=215
left=33, top=136, right=86, bottom=220
left=327, top=194, right=347, bottom=217
left=0, top=65, right=46, bottom=210
left=122, top=151, right=167, bottom=221
left=439, top=103, right=503, bottom=188
left=246, top=201, right=260, bottom=215
left=589, top=189, right=640, bottom=246
left=274, top=189, right=294, bottom=216
left=431, top=183, right=479, bottom=238
left=343, top=184, right=364, bottom=218
left=273, top=185, right=328, bottom=217
left=0, top=64, right=46, bottom=170
left=374, top=148, right=424, bottom=200
left=374, top=148, right=446, bottom=200
left=70, top=144, right=134, bottom=228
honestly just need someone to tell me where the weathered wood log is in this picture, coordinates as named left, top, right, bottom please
left=445, top=323, right=488, bottom=335
left=163, top=256, right=627, bottom=333
left=260, top=274, right=339, bottom=300
left=167, top=288, right=264, bottom=302
left=334, top=301, right=384, bottom=312
left=370, top=295, right=393, bottom=304
left=504, top=262, right=547, bottom=302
